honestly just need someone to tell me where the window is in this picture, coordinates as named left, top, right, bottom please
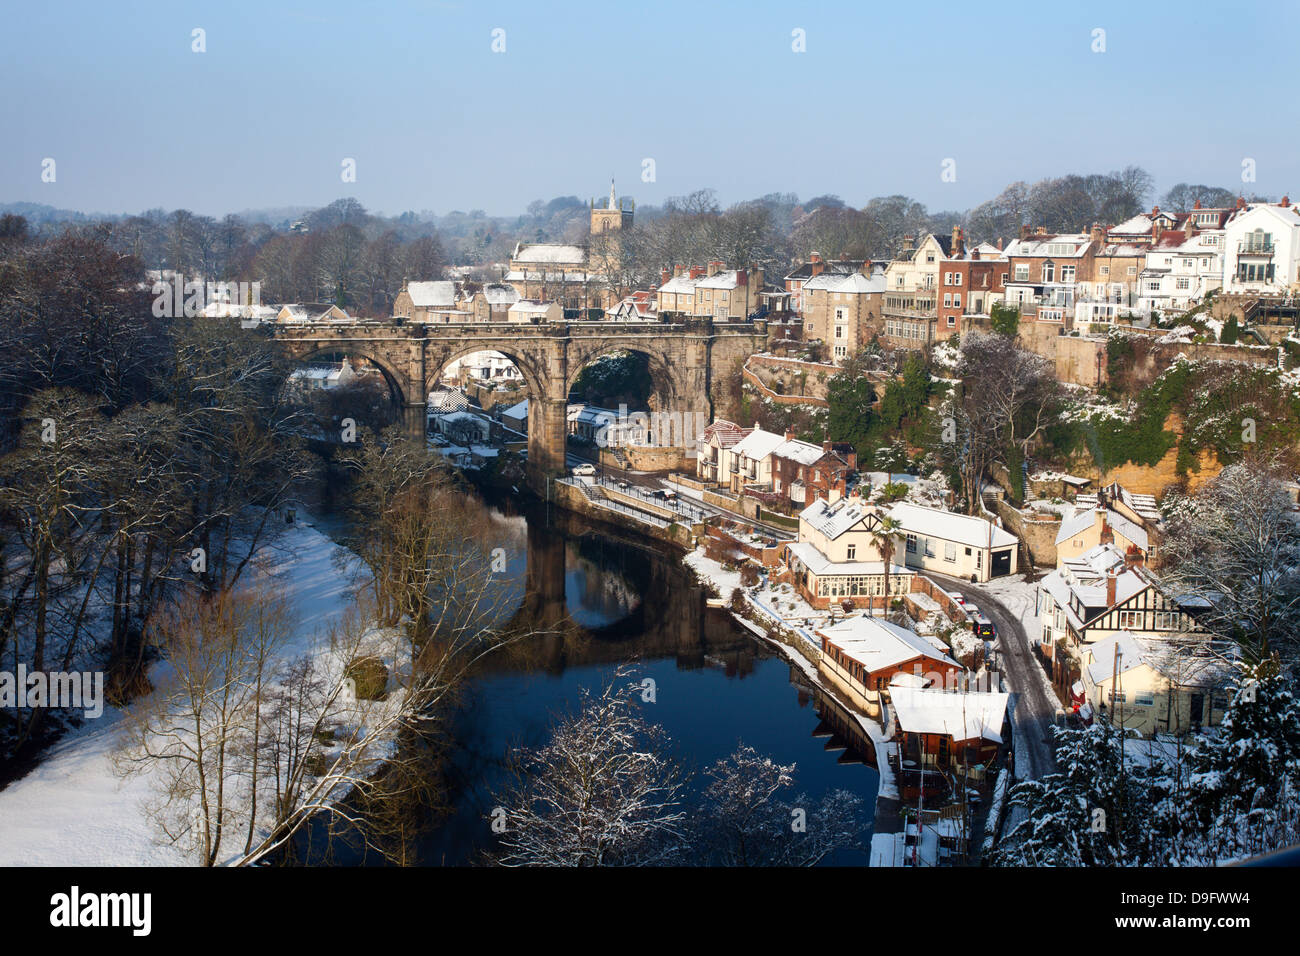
left=953, top=294, right=961, bottom=309
left=834, top=345, right=847, bottom=357
left=923, top=538, right=935, bottom=558
left=1118, top=610, right=1142, bottom=629
left=1099, top=265, right=1110, bottom=276
left=1060, top=264, right=1076, bottom=282
left=1135, top=692, right=1155, bottom=707
left=846, top=544, right=856, bottom=560
left=834, top=325, right=845, bottom=339
left=944, top=541, right=957, bottom=562
left=906, top=534, right=917, bottom=554
left=1154, top=611, right=1181, bottom=631
left=953, top=272, right=963, bottom=286
left=1127, top=266, right=1137, bottom=276
left=943, top=293, right=952, bottom=307
left=947, top=315, right=955, bottom=327
left=1176, top=278, right=1190, bottom=290
left=1042, top=261, right=1055, bottom=282
left=1014, top=264, right=1029, bottom=281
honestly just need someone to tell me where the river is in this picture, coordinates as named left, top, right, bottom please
left=316, top=486, right=879, bottom=865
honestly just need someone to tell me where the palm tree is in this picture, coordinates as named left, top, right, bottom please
left=868, top=514, right=903, bottom=617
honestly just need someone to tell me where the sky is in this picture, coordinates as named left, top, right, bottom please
left=2, top=0, right=1298, bottom=219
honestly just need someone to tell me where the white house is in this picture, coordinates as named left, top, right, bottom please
left=1136, top=231, right=1226, bottom=317
left=724, top=427, right=788, bottom=493
left=1222, top=199, right=1300, bottom=294
left=888, top=502, right=1019, bottom=581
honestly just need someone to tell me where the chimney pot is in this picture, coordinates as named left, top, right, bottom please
left=1106, top=567, right=1118, bottom=607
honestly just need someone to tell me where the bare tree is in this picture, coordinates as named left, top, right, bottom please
left=697, top=743, right=866, bottom=866
left=490, top=667, right=687, bottom=866
left=1160, top=457, right=1300, bottom=659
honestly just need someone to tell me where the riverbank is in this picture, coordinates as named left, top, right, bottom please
left=678, top=549, right=903, bottom=853
left=0, top=515, right=399, bottom=866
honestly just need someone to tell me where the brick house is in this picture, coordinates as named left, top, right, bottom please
left=770, top=433, right=857, bottom=509
left=936, top=230, right=1007, bottom=339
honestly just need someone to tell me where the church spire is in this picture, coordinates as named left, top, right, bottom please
left=609, top=177, right=617, bottom=211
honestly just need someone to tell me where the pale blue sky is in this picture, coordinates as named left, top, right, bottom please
left=2, top=0, right=1296, bottom=216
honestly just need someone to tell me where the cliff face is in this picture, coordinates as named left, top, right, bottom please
left=1065, top=413, right=1221, bottom=497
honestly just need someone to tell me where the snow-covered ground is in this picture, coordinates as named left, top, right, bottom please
left=0, top=515, right=393, bottom=866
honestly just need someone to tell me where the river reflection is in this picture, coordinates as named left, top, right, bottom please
left=320, top=488, right=879, bottom=866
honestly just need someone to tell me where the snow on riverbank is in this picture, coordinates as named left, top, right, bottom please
left=0, top=515, right=385, bottom=866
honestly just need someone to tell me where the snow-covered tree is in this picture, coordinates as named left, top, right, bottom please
left=490, top=669, right=687, bottom=866
left=696, top=743, right=866, bottom=866
left=991, top=717, right=1154, bottom=866
left=1152, top=661, right=1300, bottom=863
left=1161, top=458, right=1300, bottom=659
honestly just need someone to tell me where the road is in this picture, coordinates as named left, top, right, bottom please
left=927, top=572, right=1058, bottom=781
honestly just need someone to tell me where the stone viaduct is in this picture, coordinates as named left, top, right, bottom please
left=275, top=318, right=766, bottom=489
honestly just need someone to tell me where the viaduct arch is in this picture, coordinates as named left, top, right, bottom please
left=276, top=318, right=766, bottom=490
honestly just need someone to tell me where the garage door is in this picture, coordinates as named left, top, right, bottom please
left=991, top=549, right=1012, bottom=577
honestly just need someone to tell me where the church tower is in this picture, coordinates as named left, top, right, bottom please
left=589, top=178, right=634, bottom=235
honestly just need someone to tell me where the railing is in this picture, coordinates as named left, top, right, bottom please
left=1238, top=242, right=1275, bottom=255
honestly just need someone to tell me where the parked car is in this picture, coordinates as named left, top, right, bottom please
left=949, top=591, right=967, bottom=607
left=571, top=463, right=596, bottom=476
left=970, top=611, right=996, bottom=640
left=616, top=479, right=629, bottom=490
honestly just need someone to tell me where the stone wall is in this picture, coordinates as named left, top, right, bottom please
left=994, top=498, right=1060, bottom=569
left=741, top=364, right=829, bottom=407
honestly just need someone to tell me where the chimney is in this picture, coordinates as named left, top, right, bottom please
left=902, top=234, right=916, bottom=252
left=971, top=248, right=981, bottom=261
left=674, top=264, right=686, bottom=277
left=823, top=440, right=833, bottom=454
left=997, top=237, right=1004, bottom=251
left=689, top=266, right=705, bottom=279
left=1105, top=567, right=1118, bottom=607
left=1237, top=196, right=1246, bottom=210
left=785, top=429, right=795, bottom=441
left=707, top=259, right=723, bottom=277
left=951, top=224, right=965, bottom=258
left=1035, top=226, right=1047, bottom=235
left=1125, top=545, right=1144, bottom=569
left=660, top=267, right=671, bottom=286
left=809, top=252, right=824, bottom=277
left=1019, top=224, right=1032, bottom=241
left=1193, top=198, right=1202, bottom=210
left=1099, top=516, right=1114, bottom=546
left=1284, top=195, right=1292, bottom=207
left=1090, top=222, right=1105, bottom=244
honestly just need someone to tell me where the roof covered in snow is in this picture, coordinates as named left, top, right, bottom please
left=731, top=427, right=787, bottom=462
left=889, top=687, right=1009, bottom=744
left=512, top=243, right=586, bottom=264
left=817, top=616, right=955, bottom=675
left=800, top=496, right=878, bottom=541
left=405, top=280, right=457, bottom=308
left=888, top=503, right=1018, bottom=550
